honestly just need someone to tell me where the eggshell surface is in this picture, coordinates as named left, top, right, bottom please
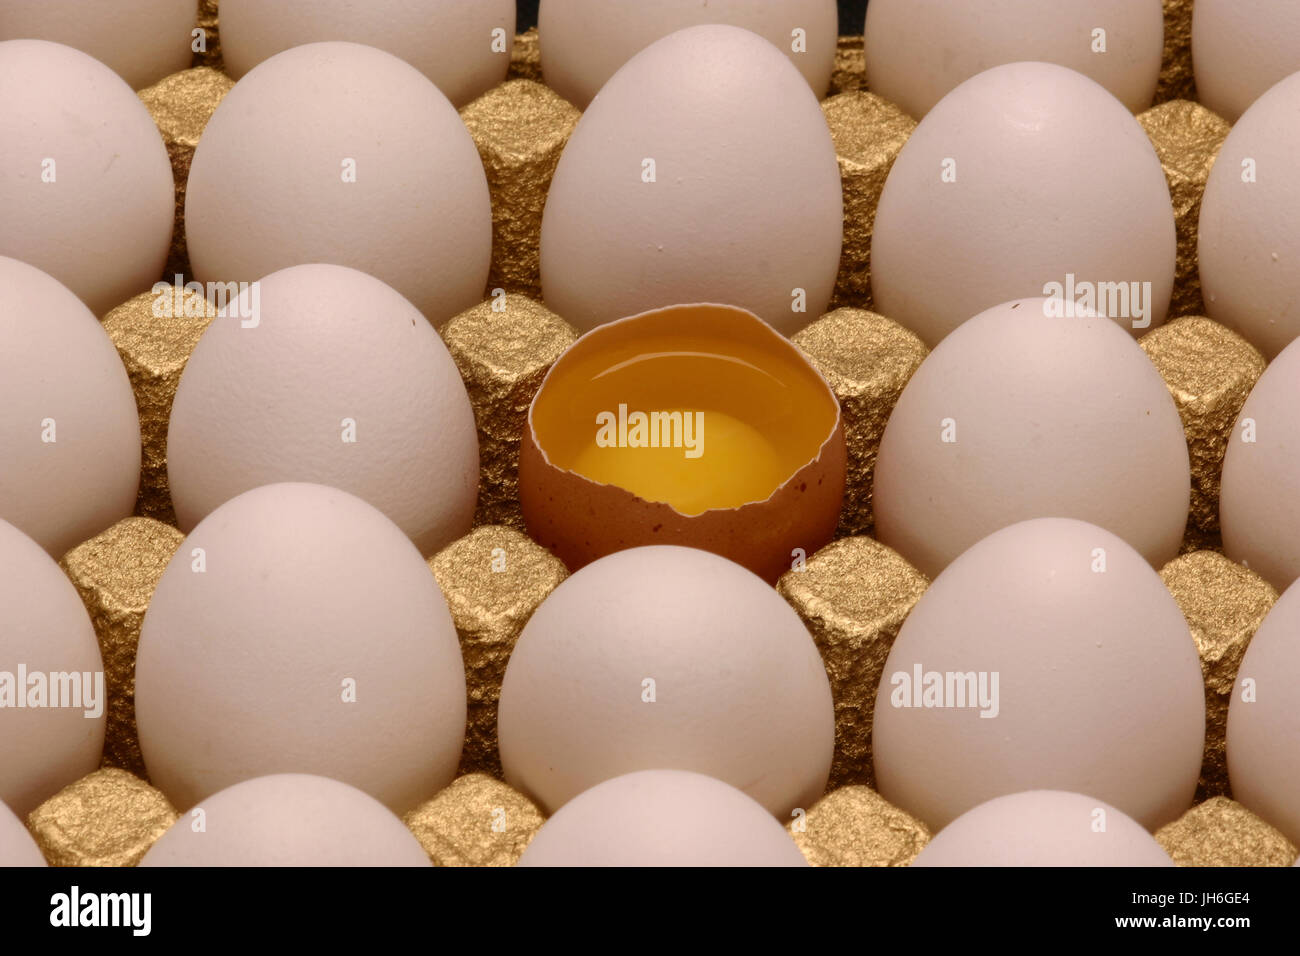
left=0, top=1, right=195, bottom=91
left=873, top=518, right=1205, bottom=832
left=913, top=791, right=1174, bottom=867
left=0, top=800, right=46, bottom=867
left=498, top=546, right=834, bottom=817
left=0, top=518, right=106, bottom=819
left=0, top=256, right=140, bottom=557
left=134, top=483, right=467, bottom=815
left=538, top=0, right=837, bottom=109
left=1193, top=0, right=1300, bottom=124
left=1198, top=71, right=1300, bottom=360
left=517, top=770, right=808, bottom=867
left=184, top=41, right=491, bottom=327
left=167, top=263, right=478, bottom=556
left=139, top=774, right=433, bottom=867
left=1227, top=579, right=1300, bottom=846
left=0, top=40, right=174, bottom=317
left=870, top=61, right=1175, bottom=346
left=539, top=25, right=843, bottom=336
left=219, top=0, right=514, bottom=106
left=872, top=298, right=1189, bottom=579
left=865, top=0, right=1163, bottom=119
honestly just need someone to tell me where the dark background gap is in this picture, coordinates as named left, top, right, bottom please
left=514, top=1, right=870, bottom=36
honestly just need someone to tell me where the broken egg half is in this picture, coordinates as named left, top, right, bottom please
left=519, top=303, right=845, bottom=584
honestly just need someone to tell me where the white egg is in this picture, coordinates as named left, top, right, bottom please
left=167, top=263, right=478, bottom=557
left=1227, top=579, right=1300, bottom=846
left=134, top=483, right=467, bottom=815
left=538, top=0, right=837, bottom=109
left=498, top=546, right=834, bottom=817
left=873, top=518, right=1205, bottom=832
left=185, top=41, right=492, bottom=327
left=539, top=24, right=843, bottom=336
left=0, top=256, right=140, bottom=557
left=139, top=774, right=432, bottom=866
left=1193, top=0, right=1300, bottom=123
left=1220, top=339, right=1300, bottom=591
left=865, top=0, right=1164, bottom=119
left=0, top=799, right=45, bottom=867
left=1198, top=71, right=1300, bottom=360
left=0, top=518, right=106, bottom=819
left=913, top=791, right=1174, bottom=867
left=870, top=61, right=1175, bottom=346
left=219, top=0, right=515, bottom=107
left=0, top=40, right=174, bottom=317
left=517, top=770, right=808, bottom=867
left=873, top=298, right=1189, bottom=578
left=0, top=1, right=194, bottom=91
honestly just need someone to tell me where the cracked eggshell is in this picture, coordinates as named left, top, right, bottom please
left=518, top=304, right=845, bottom=586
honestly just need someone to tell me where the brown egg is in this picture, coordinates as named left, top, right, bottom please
left=519, top=303, right=845, bottom=583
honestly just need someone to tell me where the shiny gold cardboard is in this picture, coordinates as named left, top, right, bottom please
left=441, top=294, right=579, bottom=530
left=788, top=785, right=930, bottom=867
left=509, top=25, right=542, bottom=83
left=821, top=92, right=915, bottom=310
left=1156, top=797, right=1297, bottom=867
left=1156, top=0, right=1196, bottom=105
left=1138, top=101, right=1230, bottom=319
left=403, top=773, right=545, bottom=866
left=192, top=0, right=222, bottom=72
left=138, top=66, right=234, bottom=281
left=102, top=289, right=217, bottom=524
left=59, top=518, right=186, bottom=777
left=792, top=308, right=927, bottom=537
left=829, top=34, right=866, bottom=96
left=1159, top=550, right=1278, bottom=799
left=777, top=536, right=928, bottom=789
left=1141, top=316, right=1265, bottom=536
left=26, top=769, right=177, bottom=867
left=430, top=526, right=568, bottom=777
left=460, top=80, right=581, bottom=298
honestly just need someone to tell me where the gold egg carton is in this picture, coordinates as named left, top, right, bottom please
left=27, top=2, right=1297, bottom=867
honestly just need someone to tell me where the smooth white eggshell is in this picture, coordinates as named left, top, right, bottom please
left=1193, top=0, right=1300, bottom=123
left=1228, top=579, right=1300, bottom=846
left=0, top=518, right=106, bottom=819
left=1220, top=338, right=1300, bottom=590
left=0, top=800, right=46, bottom=866
left=134, top=483, right=467, bottom=815
left=539, top=0, right=837, bottom=109
left=167, top=263, right=478, bottom=556
left=871, top=61, right=1175, bottom=346
left=0, top=1, right=195, bottom=91
left=0, top=256, right=140, bottom=557
left=539, top=24, right=843, bottom=336
left=139, top=774, right=433, bottom=866
left=865, top=0, right=1163, bottom=119
left=498, top=546, right=834, bottom=817
left=1199, top=71, right=1300, bottom=360
left=219, top=0, right=514, bottom=107
left=0, top=40, right=174, bottom=317
left=873, top=298, right=1189, bottom=578
left=873, top=518, right=1205, bottom=832
left=913, top=791, right=1174, bottom=867
left=185, top=41, right=492, bottom=327
left=517, top=770, right=808, bottom=867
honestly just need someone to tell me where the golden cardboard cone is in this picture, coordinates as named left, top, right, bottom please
left=509, top=26, right=541, bottom=83
left=191, top=0, right=223, bottom=72
left=828, top=34, right=866, bottom=96
left=404, top=773, right=545, bottom=866
left=26, top=769, right=178, bottom=867
left=1156, top=797, right=1297, bottom=867
left=1156, top=0, right=1196, bottom=104
left=788, top=785, right=930, bottom=867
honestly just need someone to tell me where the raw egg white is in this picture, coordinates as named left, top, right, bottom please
left=873, top=518, right=1204, bottom=832
left=219, top=0, right=515, bottom=106
left=0, top=40, right=174, bottom=316
left=517, top=770, right=808, bottom=867
left=167, top=263, right=479, bottom=557
left=139, top=774, right=433, bottom=867
left=913, top=791, right=1174, bottom=867
left=498, top=546, right=834, bottom=818
left=871, top=61, right=1175, bottom=346
left=539, top=0, right=837, bottom=109
left=134, top=483, right=467, bottom=815
left=540, top=25, right=843, bottom=336
left=865, top=0, right=1164, bottom=119
left=184, top=41, right=492, bottom=327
